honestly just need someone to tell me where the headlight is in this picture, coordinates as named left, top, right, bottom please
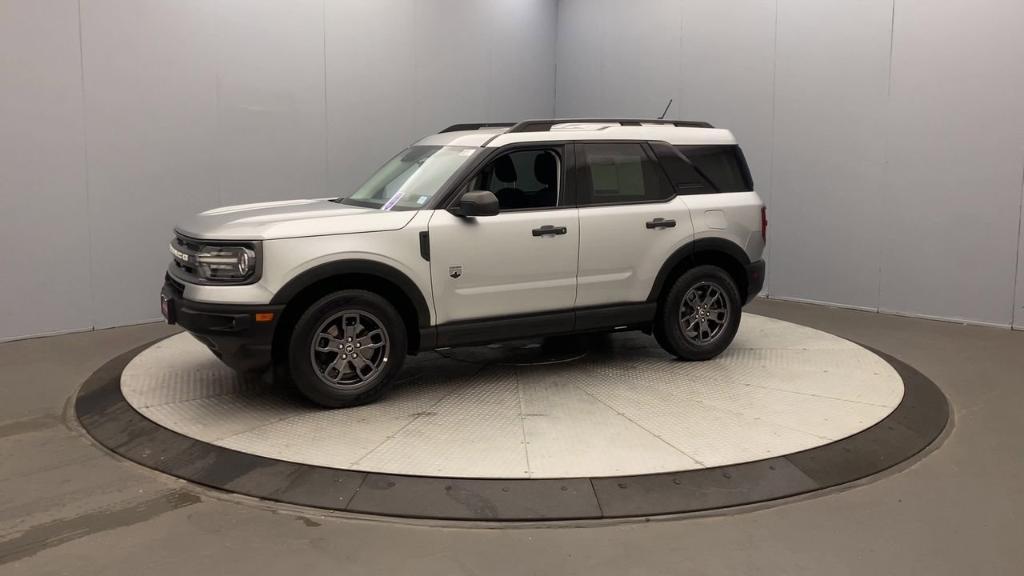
left=169, top=236, right=260, bottom=283
left=193, top=245, right=255, bottom=280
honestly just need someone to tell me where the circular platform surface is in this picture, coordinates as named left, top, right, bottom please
left=120, top=314, right=904, bottom=479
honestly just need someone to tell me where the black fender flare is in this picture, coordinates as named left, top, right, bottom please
left=270, top=259, right=431, bottom=328
left=646, top=237, right=752, bottom=302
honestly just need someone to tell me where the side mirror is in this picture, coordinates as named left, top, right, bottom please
left=451, top=190, right=500, bottom=217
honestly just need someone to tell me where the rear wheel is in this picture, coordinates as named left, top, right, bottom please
left=654, top=265, right=741, bottom=361
left=287, top=290, right=406, bottom=408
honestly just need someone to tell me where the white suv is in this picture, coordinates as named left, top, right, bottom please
left=161, top=119, right=766, bottom=407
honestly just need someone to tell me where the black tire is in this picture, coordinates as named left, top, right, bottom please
left=654, top=265, right=742, bottom=361
left=287, top=290, right=407, bottom=408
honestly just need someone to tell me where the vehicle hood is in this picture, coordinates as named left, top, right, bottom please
left=174, top=199, right=417, bottom=240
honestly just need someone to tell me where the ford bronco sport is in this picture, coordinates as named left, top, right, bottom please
left=161, top=119, right=766, bottom=407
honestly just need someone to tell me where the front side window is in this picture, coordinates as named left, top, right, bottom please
left=473, top=149, right=560, bottom=210
left=579, top=142, right=674, bottom=205
left=338, top=146, right=478, bottom=210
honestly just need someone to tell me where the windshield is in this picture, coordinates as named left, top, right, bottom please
left=337, top=145, right=478, bottom=210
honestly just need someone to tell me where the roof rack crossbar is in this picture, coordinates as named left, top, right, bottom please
left=505, top=118, right=714, bottom=133
left=439, top=122, right=517, bottom=134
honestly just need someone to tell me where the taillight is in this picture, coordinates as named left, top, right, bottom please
left=760, top=206, right=767, bottom=243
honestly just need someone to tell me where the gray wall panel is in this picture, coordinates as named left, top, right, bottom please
left=325, top=0, right=418, bottom=197
left=81, top=0, right=223, bottom=329
left=410, top=0, right=490, bottom=137
left=554, top=0, right=605, bottom=116
left=877, top=0, right=1024, bottom=326
left=216, top=0, right=327, bottom=206
left=0, top=0, right=93, bottom=340
left=768, top=0, right=893, bottom=308
left=327, top=0, right=558, bottom=198
left=600, top=0, right=682, bottom=118
left=555, top=0, right=682, bottom=118
left=487, top=0, right=558, bottom=121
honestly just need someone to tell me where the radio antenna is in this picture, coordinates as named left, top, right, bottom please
left=657, top=98, right=673, bottom=120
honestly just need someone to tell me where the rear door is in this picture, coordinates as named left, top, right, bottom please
left=574, top=141, right=696, bottom=308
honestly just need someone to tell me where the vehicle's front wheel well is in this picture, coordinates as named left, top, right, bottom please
left=270, top=274, right=422, bottom=368
left=657, top=250, right=749, bottom=307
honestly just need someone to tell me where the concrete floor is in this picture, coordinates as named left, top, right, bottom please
left=0, top=299, right=1021, bottom=575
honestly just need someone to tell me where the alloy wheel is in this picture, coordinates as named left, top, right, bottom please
left=679, top=281, right=731, bottom=345
left=310, top=310, right=390, bottom=387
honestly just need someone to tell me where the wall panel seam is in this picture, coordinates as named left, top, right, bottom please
left=321, top=0, right=330, bottom=198
left=764, top=0, right=780, bottom=296
left=76, top=0, right=98, bottom=331
left=551, top=0, right=560, bottom=117
left=1012, top=151, right=1024, bottom=327
left=676, top=0, right=684, bottom=119
left=875, top=0, right=898, bottom=314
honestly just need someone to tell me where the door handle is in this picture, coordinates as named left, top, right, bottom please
left=532, top=225, right=568, bottom=237
left=645, top=218, right=676, bottom=229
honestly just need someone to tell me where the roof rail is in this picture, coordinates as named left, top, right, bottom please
left=439, top=122, right=516, bottom=134
left=505, top=118, right=714, bottom=133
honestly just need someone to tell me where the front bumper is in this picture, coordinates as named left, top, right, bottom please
left=744, top=259, right=766, bottom=304
left=161, top=275, right=284, bottom=373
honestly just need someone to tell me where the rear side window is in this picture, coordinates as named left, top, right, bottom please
left=675, top=145, right=753, bottom=192
left=578, top=142, right=674, bottom=205
left=649, top=142, right=715, bottom=195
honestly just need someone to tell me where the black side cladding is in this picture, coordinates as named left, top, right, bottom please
left=419, top=231, right=430, bottom=261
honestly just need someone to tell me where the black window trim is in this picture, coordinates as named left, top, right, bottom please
left=441, top=142, right=576, bottom=213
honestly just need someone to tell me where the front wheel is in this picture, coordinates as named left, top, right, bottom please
left=287, top=290, right=406, bottom=408
left=654, top=265, right=741, bottom=361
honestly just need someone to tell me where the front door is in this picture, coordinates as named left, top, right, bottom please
left=427, top=145, right=578, bottom=330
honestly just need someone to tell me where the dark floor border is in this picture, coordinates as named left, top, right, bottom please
left=75, top=340, right=949, bottom=521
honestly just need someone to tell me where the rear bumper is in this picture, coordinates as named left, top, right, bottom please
left=744, top=260, right=766, bottom=304
left=161, top=276, right=283, bottom=373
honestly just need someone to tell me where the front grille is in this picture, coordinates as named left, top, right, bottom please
left=167, top=232, right=261, bottom=285
left=169, top=234, right=205, bottom=281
